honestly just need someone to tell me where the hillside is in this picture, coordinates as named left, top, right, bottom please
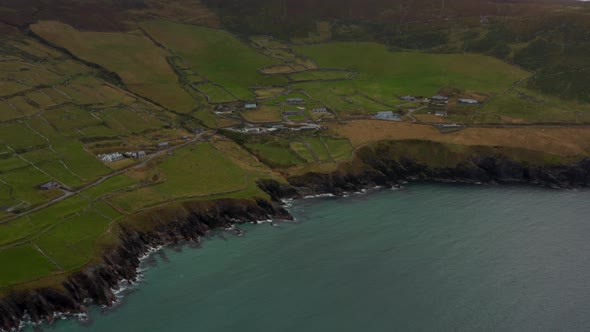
left=0, top=0, right=590, bottom=329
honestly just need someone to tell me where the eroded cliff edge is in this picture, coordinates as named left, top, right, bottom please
left=2, top=140, right=590, bottom=331
left=0, top=199, right=290, bottom=331
left=274, top=140, right=590, bottom=198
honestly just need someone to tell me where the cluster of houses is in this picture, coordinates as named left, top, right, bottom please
left=398, top=94, right=481, bottom=118
left=400, top=95, right=480, bottom=105
left=124, top=151, right=147, bottom=159
left=239, top=98, right=308, bottom=112
left=229, top=122, right=322, bottom=135
left=99, top=152, right=125, bottom=163
left=99, top=150, right=149, bottom=163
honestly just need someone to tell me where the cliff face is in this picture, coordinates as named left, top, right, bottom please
left=0, top=198, right=291, bottom=331
left=269, top=141, right=590, bottom=199
left=2, top=140, right=590, bottom=331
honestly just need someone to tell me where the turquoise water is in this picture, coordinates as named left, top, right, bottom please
left=31, top=184, right=590, bottom=332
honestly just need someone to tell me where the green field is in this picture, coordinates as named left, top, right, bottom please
left=475, top=91, right=578, bottom=123
left=293, top=42, right=530, bottom=114
left=0, top=194, right=120, bottom=286
left=1, top=4, right=590, bottom=297
left=195, top=83, right=237, bottom=103
left=31, top=21, right=198, bottom=113
left=82, top=174, right=138, bottom=199
left=323, top=138, right=354, bottom=161
left=245, top=141, right=303, bottom=168
left=140, top=21, right=288, bottom=100
left=290, top=142, right=315, bottom=162
left=289, top=70, right=354, bottom=82
left=154, top=143, right=248, bottom=197
left=110, top=143, right=250, bottom=212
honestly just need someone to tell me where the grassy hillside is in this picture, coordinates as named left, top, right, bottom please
left=140, top=21, right=288, bottom=101
left=292, top=42, right=529, bottom=115
left=0, top=0, right=590, bottom=296
left=31, top=21, right=200, bottom=113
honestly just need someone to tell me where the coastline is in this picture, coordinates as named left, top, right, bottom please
left=2, top=141, right=590, bottom=331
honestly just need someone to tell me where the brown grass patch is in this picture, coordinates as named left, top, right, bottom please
left=241, top=106, right=282, bottom=123
left=328, top=120, right=590, bottom=157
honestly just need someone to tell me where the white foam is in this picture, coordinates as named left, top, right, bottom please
left=303, top=193, right=335, bottom=199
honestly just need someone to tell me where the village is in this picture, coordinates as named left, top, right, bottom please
left=213, top=90, right=484, bottom=135
left=213, top=96, right=332, bottom=135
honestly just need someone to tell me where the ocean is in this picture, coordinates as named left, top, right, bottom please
left=29, top=183, right=590, bottom=332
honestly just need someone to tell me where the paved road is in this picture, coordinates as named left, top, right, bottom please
left=0, top=133, right=205, bottom=225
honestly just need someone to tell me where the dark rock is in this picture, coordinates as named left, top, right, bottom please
left=3, top=140, right=590, bottom=331
left=0, top=198, right=290, bottom=331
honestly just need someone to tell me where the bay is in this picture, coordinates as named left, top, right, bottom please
left=31, top=183, right=590, bottom=332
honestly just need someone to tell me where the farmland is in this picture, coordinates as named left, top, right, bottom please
left=292, top=42, right=530, bottom=115
left=140, top=21, right=288, bottom=101
left=0, top=0, right=590, bottom=302
left=30, top=21, right=199, bottom=114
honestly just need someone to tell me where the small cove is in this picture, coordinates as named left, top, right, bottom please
left=28, top=183, right=590, bottom=332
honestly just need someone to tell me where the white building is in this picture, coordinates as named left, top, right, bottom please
left=459, top=99, right=479, bottom=104
left=99, top=152, right=125, bottom=163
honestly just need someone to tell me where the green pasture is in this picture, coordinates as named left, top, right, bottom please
left=289, top=70, right=354, bottom=82
left=0, top=122, right=46, bottom=151
left=245, top=141, right=303, bottom=168
left=323, top=137, right=354, bottom=161
left=140, top=21, right=288, bottom=100
left=8, top=96, right=39, bottom=116
left=290, top=142, right=315, bottom=162
left=82, top=174, right=138, bottom=199
left=153, top=143, right=248, bottom=197
left=0, top=245, right=59, bottom=287
left=293, top=42, right=530, bottom=114
left=476, top=91, right=577, bottom=123
left=304, top=137, right=331, bottom=162
left=0, top=100, right=23, bottom=122
left=195, top=83, right=237, bottom=103
left=31, top=21, right=198, bottom=113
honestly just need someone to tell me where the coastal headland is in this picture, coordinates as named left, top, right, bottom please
left=1, top=0, right=590, bottom=329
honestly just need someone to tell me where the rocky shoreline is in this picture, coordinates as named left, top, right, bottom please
left=2, top=141, right=590, bottom=331
left=0, top=199, right=291, bottom=331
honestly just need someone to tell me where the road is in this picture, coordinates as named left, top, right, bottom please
left=0, top=133, right=206, bottom=225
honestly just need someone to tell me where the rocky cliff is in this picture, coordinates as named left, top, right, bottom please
left=0, top=198, right=290, bottom=331
left=2, top=140, right=590, bottom=331
left=263, top=141, right=590, bottom=200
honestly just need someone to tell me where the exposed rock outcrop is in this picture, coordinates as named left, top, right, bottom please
left=0, top=198, right=290, bottom=331
left=282, top=141, right=590, bottom=198
left=2, top=140, right=590, bottom=331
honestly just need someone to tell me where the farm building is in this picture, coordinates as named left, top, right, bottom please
left=99, top=152, right=125, bottom=163
left=125, top=151, right=147, bottom=159
left=283, top=111, right=301, bottom=116
left=459, top=99, right=479, bottom=104
left=431, top=95, right=449, bottom=101
left=285, top=98, right=305, bottom=104
left=39, top=182, right=60, bottom=190
left=400, top=95, right=416, bottom=101
left=313, top=107, right=329, bottom=114
left=435, top=110, right=448, bottom=117
left=374, top=111, right=401, bottom=121
left=157, top=142, right=169, bottom=149
left=244, top=103, right=258, bottom=110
